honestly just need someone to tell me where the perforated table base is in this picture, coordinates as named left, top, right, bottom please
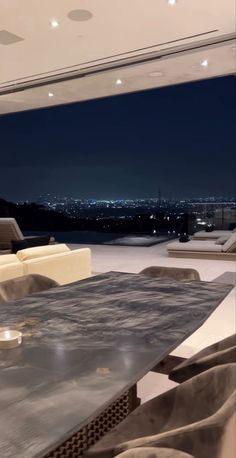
left=46, top=385, right=138, bottom=458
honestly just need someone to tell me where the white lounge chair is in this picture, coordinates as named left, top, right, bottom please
left=193, top=228, right=235, bottom=240
left=167, top=233, right=236, bottom=260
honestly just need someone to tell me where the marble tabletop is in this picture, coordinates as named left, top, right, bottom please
left=0, top=272, right=232, bottom=458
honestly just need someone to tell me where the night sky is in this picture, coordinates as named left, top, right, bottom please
left=0, top=75, right=235, bottom=202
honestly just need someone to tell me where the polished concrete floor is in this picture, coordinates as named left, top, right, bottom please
left=70, top=240, right=236, bottom=402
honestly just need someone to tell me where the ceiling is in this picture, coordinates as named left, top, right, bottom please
left=0, top=0, right=235, bottom=114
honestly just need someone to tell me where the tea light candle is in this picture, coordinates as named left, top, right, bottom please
left=0, top=330, right=22, bottom=349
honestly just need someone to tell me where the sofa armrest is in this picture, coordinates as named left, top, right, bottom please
left=0, top=263, right=24, bottom=283
left=22, top=248, right=91, bottom=285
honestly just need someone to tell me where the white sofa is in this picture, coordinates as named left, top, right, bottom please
left=0, top=244, right=91, bottom=285
left=0, top=254, right=24, bottom=282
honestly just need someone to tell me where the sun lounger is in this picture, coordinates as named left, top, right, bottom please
left=167, top=233, right=236, bottom=260
left=193, top=229, right=235, bottom=240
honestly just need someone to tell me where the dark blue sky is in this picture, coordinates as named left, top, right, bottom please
left=0, top=75, right=235, bottom=201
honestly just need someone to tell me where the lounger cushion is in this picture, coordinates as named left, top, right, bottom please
left=222, top=233, right=236, bottom=253
left=193, top=230, right=232, bottom=239
left=215, top=235, right=230, bottom=245
left=167, top=241, right=222, bottom=252
left=16, top=243, right=69, bottom=261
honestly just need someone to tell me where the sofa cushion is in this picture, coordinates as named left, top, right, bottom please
left=0, top=254, right=20, bottom=265
left=11, top=234, right=51, bottom=254
left=16, top=243, right=70, bottom=261
left=222, top=233, right=236, bottom=253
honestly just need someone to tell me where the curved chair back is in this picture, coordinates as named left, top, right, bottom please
left=116, top=448, right=195, bottom=457
left=140, top=266, right=200, bottom=282
left=86, top=364, right=236, bottom=458
left=169, top=334, right=236, bottom=383
left=0, top=274, right=58, bottom=303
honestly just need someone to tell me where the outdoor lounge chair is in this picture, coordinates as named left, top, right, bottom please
left=192, top=228, right=235, bottom=240
left=0, top=217, right=55, bottom=252
left=86, top=364, right=236, bottom=458
left=167, top=233, right=236, bottom=260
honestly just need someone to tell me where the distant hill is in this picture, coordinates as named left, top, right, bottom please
left=0, top=198, right=77, bottom=231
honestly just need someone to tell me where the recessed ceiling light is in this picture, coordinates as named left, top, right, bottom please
left=149, top=71, right=164, bottom=77
left=116, top=79, right=123, bottom=85
left=201, top=59, right=208, bottom=67
left=48, top=92, right=54, bottom=97
left=168, top=0, right=177, bottom=5
left=50, top=19, right=59, bottom=28
left=68, top=9, right=93, bottom=22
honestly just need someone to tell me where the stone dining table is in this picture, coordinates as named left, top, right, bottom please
left=0, top=271, right=232, bottom=458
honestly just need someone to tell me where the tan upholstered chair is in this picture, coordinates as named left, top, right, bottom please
left=0, top=217, right=55, bottom=252
left=116, top=448, right=195, bottom=458
left=86, top=364, right=236, bottom=458
left=139, top=266, right=200, bottom=282
left=0, top=274, right=58, bottom=303
left=169, top=334, right=236, bottom=383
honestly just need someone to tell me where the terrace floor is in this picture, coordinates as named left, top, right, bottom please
left=70, top=240, right=236, bottom=402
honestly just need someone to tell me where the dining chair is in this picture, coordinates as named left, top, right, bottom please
left=0, top=274, right=58, bottom=303
left=139, top=266, right=200, bottom=282
left=86, top=364, right=236, bottom=458
left=169, top=333, right=236, bottom=383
